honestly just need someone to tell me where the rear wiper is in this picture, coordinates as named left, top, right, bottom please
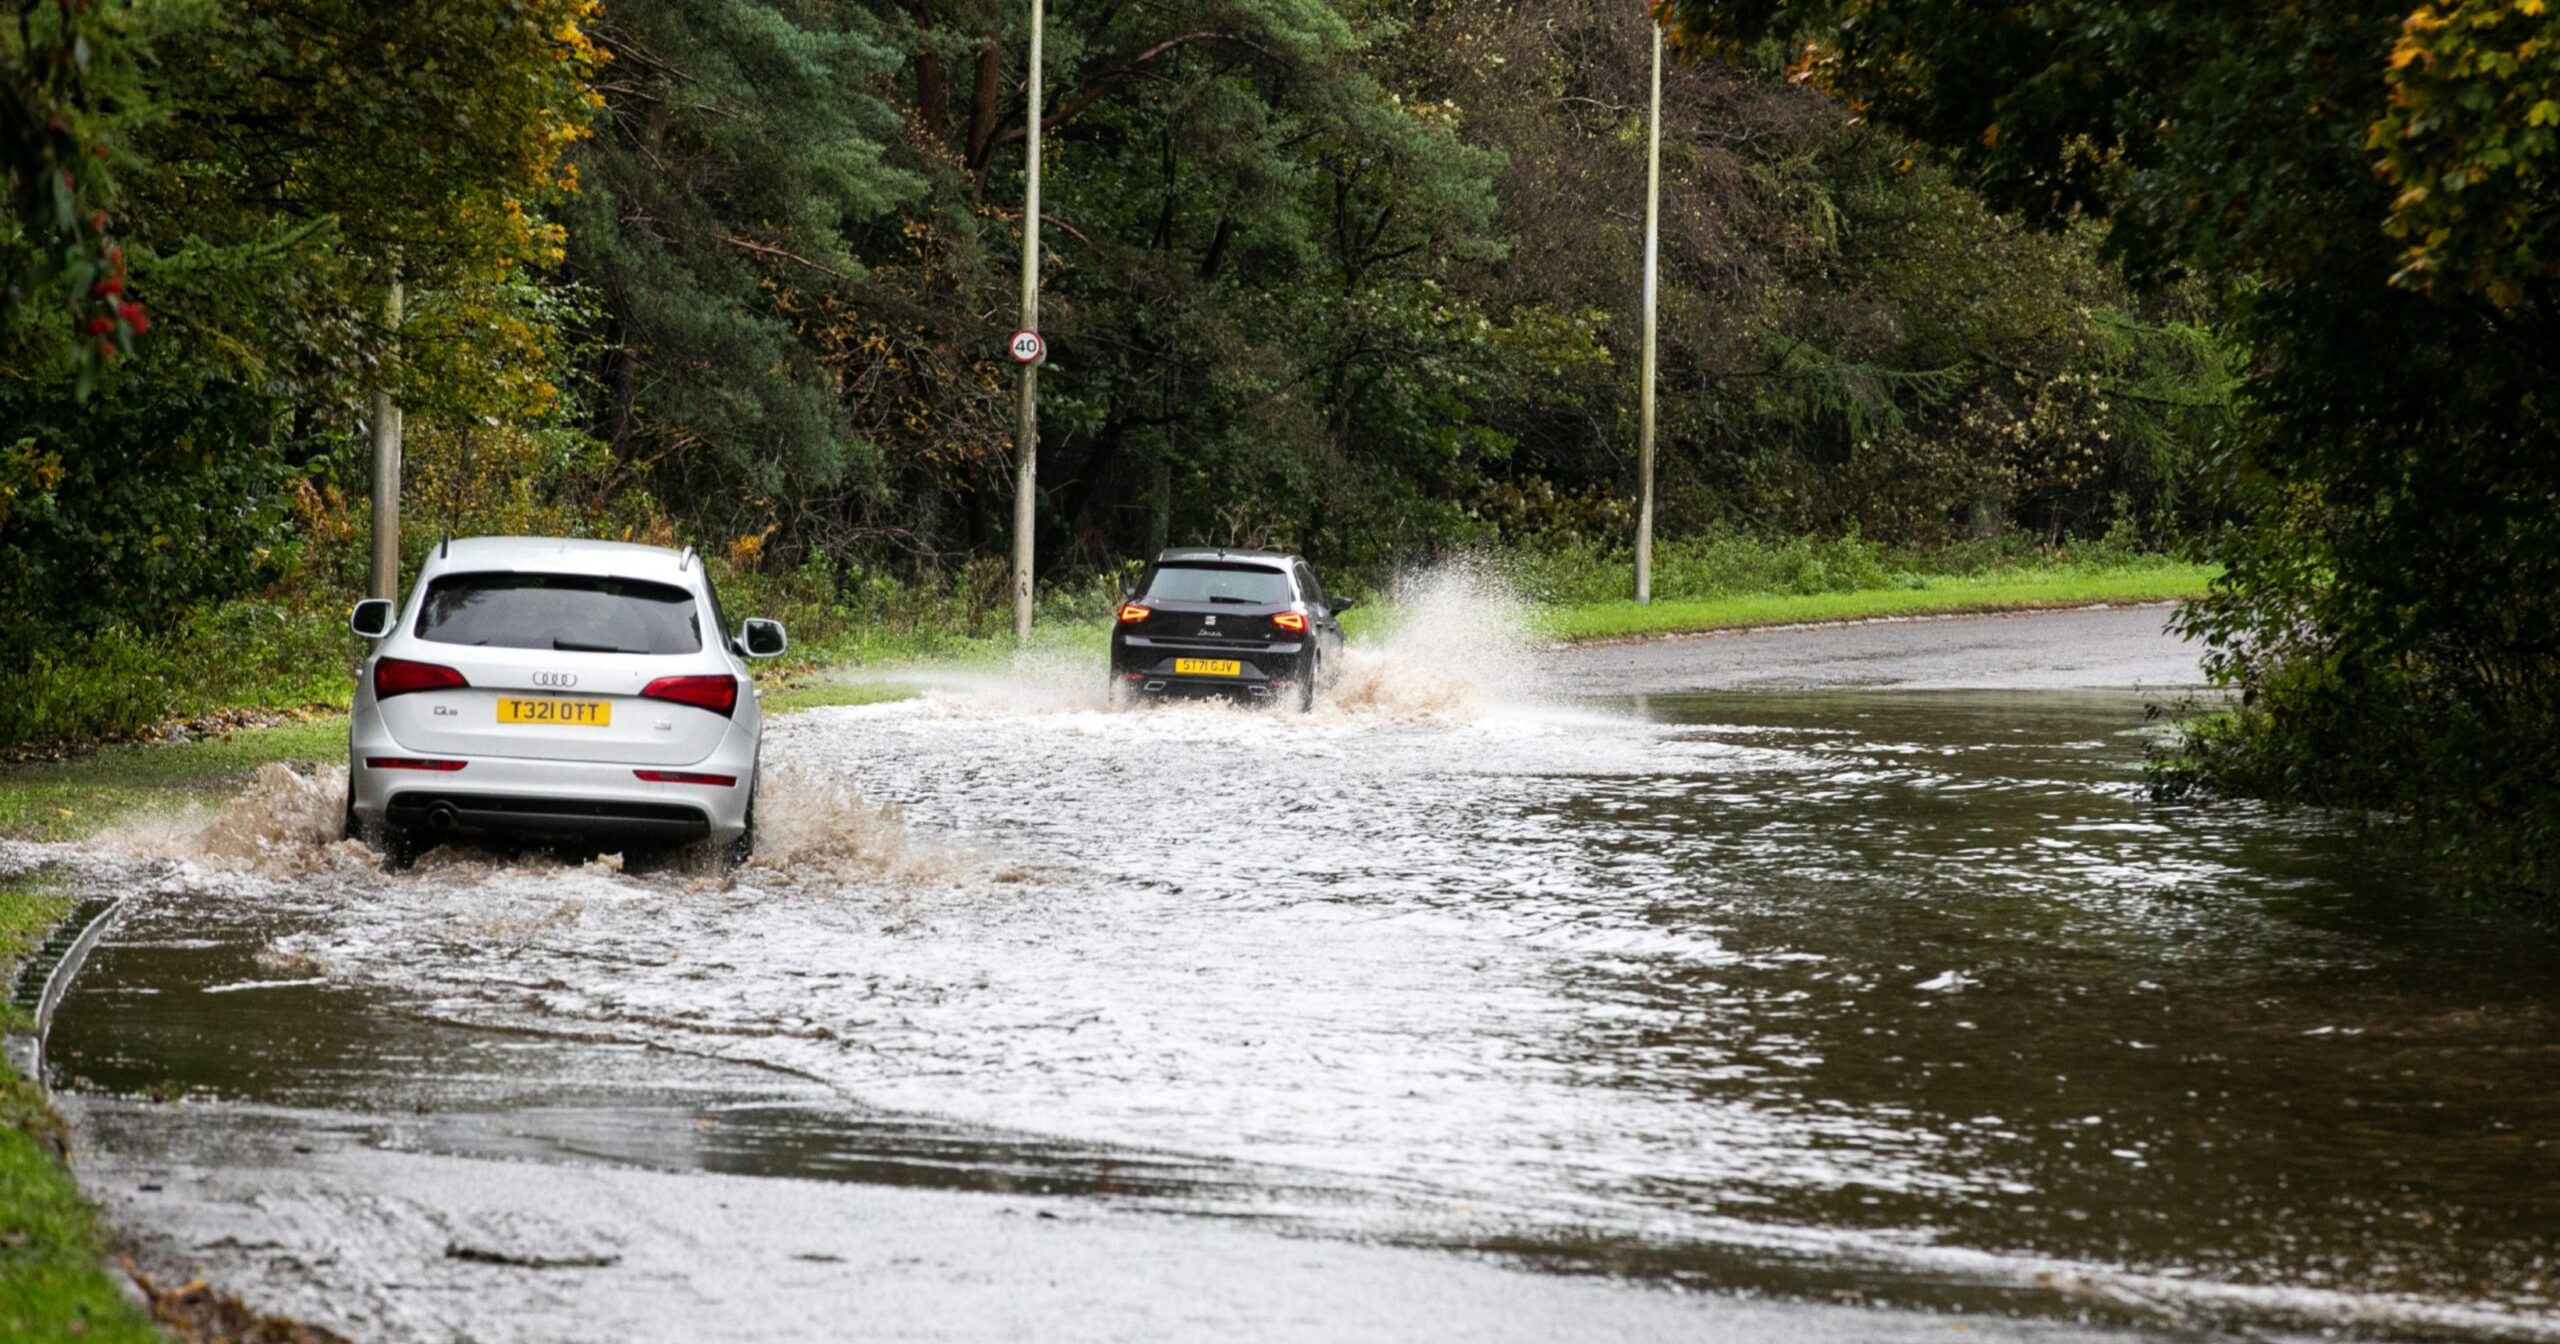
left=553, top=637, right=639, bottom=653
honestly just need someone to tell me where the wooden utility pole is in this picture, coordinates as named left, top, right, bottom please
left=1011, top=0, right=1045, bottom=643
left=370, top=278, right=405, bottom=603
left=1636, top=23, right=1663, bottom=606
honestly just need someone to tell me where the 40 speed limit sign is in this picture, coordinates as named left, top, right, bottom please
left=1007, top=329, right=1047, bottom=365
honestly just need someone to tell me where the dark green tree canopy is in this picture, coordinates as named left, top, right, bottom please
left=1664, top=0, right=2560, bottom=892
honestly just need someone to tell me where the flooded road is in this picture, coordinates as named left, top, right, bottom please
left=16, top=605, right=2560, bottom=1342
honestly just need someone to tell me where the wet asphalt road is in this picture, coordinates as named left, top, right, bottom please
left=45, top=604, right=2494, bottom=1344
left=1546, top=603, right=2202, bottom=695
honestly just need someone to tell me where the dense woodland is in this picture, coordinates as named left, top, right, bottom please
left=4, top=1, right=2556, bottom=897
left=2, top=0, right=2224, bottom=628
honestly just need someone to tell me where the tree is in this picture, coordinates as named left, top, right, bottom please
left=0, top=0, right=598, bottom=656
left=563, top=0, right=923, bottom=534
left=3, top=0, right=157, bottom=394
left=1659, top=0, right=2560, bottom=893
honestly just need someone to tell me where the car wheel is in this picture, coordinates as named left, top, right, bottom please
left=722, top=790, right=757, bottom=873
left=378, top=821, right=420, bottom=872
left=1296, top=655, right=1318, bottom=714
left=341, top=783, right=358, bottom=843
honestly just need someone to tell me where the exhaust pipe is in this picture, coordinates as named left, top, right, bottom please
left=427, top=803, right=460, bottom=832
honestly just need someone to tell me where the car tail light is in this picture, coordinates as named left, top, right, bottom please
left=374, top=658, right=468, bottom=699
left=1118, top=603, right=1151, bottom=624
left=641, top=675, right=740, bottom=717
left=634, top=770, right=739, bottom=787
left=1272, top=611, right=1308, bottom=633
left=365, top=757, right=467, bottom=771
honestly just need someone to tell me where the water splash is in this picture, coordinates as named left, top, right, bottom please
left=1330, top=557, right=1548, bottom=721
left=742, top=767, right=964, bottom=887
left=93, top=763, right=372, bottom=878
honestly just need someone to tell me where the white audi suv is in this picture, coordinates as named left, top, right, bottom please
left=344, top=537, right=786, bottom=868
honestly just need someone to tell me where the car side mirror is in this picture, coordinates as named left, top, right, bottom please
left=1120, top=581, right=1136, bottom=600
left=349, top=598, right=396, bottom=639
left=739, top=618, right=789, bottom=659
left=1329, top=596, right=1358, bottom=614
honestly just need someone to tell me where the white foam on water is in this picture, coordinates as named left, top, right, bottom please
left=89, top=763, right=375, bottom=879
left=740, top=766, right=975, bottom=889
left=850, top=558, right=1588, bottom=734
left=1330, top=557, right=1551, bottom=722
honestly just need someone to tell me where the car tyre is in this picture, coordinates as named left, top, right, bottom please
left=378, top=820, right=421, bottom=872
left=1295, top=654, right=1318, bottom=714
left=721, top=789, right=758, bottom=873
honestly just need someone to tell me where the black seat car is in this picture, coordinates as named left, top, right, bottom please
left=1109, top=549, right=1353, bottom=710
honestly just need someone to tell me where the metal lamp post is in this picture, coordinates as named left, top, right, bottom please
left=1011, top=0, right=1045, bottom=644
left=1636, top=21, right=1663, bottom=606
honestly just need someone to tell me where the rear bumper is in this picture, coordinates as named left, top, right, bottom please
left=383, top=791, right=714, bottom=843
left=1111, top=638, right=1307, bottom=684
left=348, top=717, right=754, bottom=845
left=1119, top=674, right=1289, bottom=701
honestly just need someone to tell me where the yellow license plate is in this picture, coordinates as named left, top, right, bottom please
left=1173, top=658, right=1242, bottom=677
left=497, top=698, right=612, bottom=727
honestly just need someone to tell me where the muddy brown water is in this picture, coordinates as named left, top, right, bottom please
left=25, top=675, right=2560, bottom=1340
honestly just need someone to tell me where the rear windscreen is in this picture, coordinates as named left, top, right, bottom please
left=415, top=573, right=703, bottom=655
left=1143, top=564, right=1294, bottom=604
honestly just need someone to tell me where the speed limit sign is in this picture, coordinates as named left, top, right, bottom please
left=1007, top=329, right=1046, bottom=365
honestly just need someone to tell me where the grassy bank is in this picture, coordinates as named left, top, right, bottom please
left=0, top=534, right=2216, bottom=755
left=1545, top=561, right=2215, bottom=642
left=0, top=718, right=348, bottom=844
left=0, top=880, right=159, bottom=1343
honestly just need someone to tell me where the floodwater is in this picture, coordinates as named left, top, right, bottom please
left=18, top=596, right=2560, bottom=1342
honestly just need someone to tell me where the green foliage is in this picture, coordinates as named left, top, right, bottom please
left=0, top=0, right=2245, bottom=756
left=0, top=596, right=354, bottom=747
left=1662, top=0, right=2560, bottom=898
left=0, top=0, right=603, bottom=700
left=0, top=0, right=161, bottom=394
left=1398, top=0, right=2234, bottom=554
left=565, top=0, right=921, bottom=514
left=2372, top=2, right=2560, bottom=301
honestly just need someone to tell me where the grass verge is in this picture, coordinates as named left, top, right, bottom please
left=0, top=880, right=160, bottom=1343
left=0, top=718, right=348, bottom=845
left=1542, top=563, right=2215, bottom=643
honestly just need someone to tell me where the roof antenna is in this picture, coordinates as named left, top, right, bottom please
left=439, top=534, right=450, bottom=559
left=678, top=545, right=696, bottom=573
